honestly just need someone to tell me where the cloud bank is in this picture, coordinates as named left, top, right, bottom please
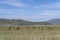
left=0, top=0, right=60, bottom=21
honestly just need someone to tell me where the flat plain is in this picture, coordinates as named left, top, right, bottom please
left=0, top=25, right=60, bottom=40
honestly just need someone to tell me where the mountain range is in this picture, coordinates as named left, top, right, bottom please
left=47, top=19, right=60, bottom=25
left=0, top=19, right=60, bottom=25
left=0, top=19, right=51, bottom=25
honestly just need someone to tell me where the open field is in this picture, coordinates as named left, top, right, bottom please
left=0, top=25, right=60, bottom=40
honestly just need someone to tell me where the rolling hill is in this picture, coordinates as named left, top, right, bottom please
left=47, top=19, right=60, bottom=25
left=0, top=19, right=51, bottom=25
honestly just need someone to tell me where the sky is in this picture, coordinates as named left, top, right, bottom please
left=0, top=0, right=60, bottom=22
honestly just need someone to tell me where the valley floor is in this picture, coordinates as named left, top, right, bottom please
left=0, top=25, right=60, bottom=40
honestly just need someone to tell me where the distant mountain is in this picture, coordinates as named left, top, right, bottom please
left=0, top=19, right=51, bottom=25
left=47, top=19, right=60, bottom=25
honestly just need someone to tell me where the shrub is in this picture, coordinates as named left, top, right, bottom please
left=32, top=27, right=35, bottom=29
left=8, top=26, right=11, bottom=30
left=47, top=27, right=54, bottom=30
left=26, top=26, right=28, bottom=28
left=40, top=27, right=43, bottom=30
left=38, top=27, right=40, bottom=29
left=16, top=27, right=20, bottom=30
left=50, top=27, right=54, bottom=30
left=47, top=27, right=50, bottom=30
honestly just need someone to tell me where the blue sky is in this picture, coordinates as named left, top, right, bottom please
left=0, top=0, right=60, bottom=22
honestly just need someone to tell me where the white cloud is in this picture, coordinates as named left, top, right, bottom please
left=41, top=2, right=60, bottom=8
left=0, top=9, right=26, bottom=15
left=22, top=11, right=60, bottom=21
left=33, top=6, right=39, bottom=8
left=0, top=0, right=25, bottom=8
left=0, top=9, right=60, bottom=21
left=0, top=1, right=60, bottom=21
left=33, top=2, right=60, bottom=9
